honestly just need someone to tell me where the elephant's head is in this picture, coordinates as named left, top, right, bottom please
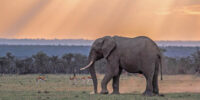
left=80, top=36, right=116, bottom=93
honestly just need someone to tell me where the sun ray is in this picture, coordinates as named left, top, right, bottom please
left=0, top=0, right=199, bottom=40
left=3, top=0, right=51, bottom=37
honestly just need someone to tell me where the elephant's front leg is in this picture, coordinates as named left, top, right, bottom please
left=101, top=60, right=119, bottom=94
left=101, top=73, right=113, bottom=94
left=112, top=68, right=122, bottom=94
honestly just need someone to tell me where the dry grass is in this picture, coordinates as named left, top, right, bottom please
left=0, top=74, right=200, bottom=100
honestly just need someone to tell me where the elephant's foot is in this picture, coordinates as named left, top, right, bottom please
left=153, top=90, right=159, bottom=95
left=100, top=90, right=109, bottom=94
left=111, top=91, right=120, bottom=94
left=158, top=94, right=165, bottom=97
left=153, top=90, right=165, bottom=97
left=152, top=93, right=165, bottom=97
left=143, top=91, right=155, bottom=96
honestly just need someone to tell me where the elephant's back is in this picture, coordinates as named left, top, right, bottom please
left=114, top=36, right=160, bottom=61
left=113, top=36, right=159, bottom=52
left=132, top=36, right=160, bottom=56
left=135, top=36, right=160, bottom=52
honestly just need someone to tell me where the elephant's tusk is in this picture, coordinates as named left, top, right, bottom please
left=80, top=61, right=94, bottom=70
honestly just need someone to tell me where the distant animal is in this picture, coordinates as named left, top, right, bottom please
left=87, top=76, right=92, bottom=79
left=80, top=76, right=92, bottom=80
left=36, top=75, right=46, bottom=82
left=69, top=75, right=78, bottom=85
left=80, top=36, right=163, bottom=96
left=81, top=76, right=92, bottom=85
left=69, top=76, right=77, bottom=80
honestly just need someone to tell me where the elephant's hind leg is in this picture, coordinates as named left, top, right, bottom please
left=153, top=62, right=159, bottom=95
left=112, top=68, right=122, bottom=94
left=143, top=66, right=154, bottom=96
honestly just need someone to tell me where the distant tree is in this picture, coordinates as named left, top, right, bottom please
left=177, top=57, right=193, bottom=74
left=49, top=56, right=60, bottom=73
left=15, top=59, right=24, bottom=74
left=62, top=53, right=74, bottom=74
left=6, top=52, right=16, bottom=73
left=191, top=48, right=200, bottom=74
left=15, top=57, right=33, bottom=74
left=32, top=51, right=49, bottom=73
left=62, top=53, right=74, bottom=64
left=72, top=54, right=88, bottom=74
left=0, top=57, right=9, bottom=74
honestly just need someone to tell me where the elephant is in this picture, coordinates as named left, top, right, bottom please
left=80, top=36, right=163, bottom=96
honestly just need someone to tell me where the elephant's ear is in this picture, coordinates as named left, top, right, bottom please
left=102, top=36, right=116, bottom=59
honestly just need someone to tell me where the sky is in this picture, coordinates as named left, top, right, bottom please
left=0, top=0, right=200, bottom=40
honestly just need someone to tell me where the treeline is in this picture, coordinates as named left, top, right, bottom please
left=0, top=49, right=200, bottom=75
left=164, top=48, right=200, bottom=74
left=0, top=52, right=89, bottom=74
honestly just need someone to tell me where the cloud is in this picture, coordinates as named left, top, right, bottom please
left=155, top=11, right=171, bottom=15
left=156, top=4, right=200, bottom=15
left=183, top=5, right=200, bottom=15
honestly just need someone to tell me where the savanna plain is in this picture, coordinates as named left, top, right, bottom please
left=0, top=74, right=200, bottom=100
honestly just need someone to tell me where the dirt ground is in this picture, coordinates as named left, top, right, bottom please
left=97, top=74, right=200, bottom=94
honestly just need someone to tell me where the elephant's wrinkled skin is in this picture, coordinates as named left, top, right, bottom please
left=81, top=36, right=163, bottom=96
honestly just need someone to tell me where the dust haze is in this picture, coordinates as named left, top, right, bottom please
left=97, top=75, right=200, bottom=94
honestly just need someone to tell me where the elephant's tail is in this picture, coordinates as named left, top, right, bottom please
left=158, top=54, right=163, bottom=80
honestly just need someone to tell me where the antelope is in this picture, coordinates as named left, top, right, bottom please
left=81, top=76, right=86, bottom=80
left=81, top=76, right=92, bottom=85
left=69, top=73, right=78, bottom=85
left=36, top=75, right=46, bottom=83
left=69, top=76, right=77, bottom=80
left=87, top=76, right=92, bottom=79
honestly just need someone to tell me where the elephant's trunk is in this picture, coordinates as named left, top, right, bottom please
left=80, top=52, right=98, bottom=93
left=89, top=63, right=98, bottom=93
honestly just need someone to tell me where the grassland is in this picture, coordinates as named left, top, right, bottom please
left=0, top=74, right=200, bottom=100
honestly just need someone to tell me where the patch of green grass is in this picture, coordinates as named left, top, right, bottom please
left=1, top=91, right=200, bottom=100
left=0, top=75, right=200, bottom=100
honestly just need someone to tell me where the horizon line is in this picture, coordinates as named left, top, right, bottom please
left=0, top=38, right=200, bottom=41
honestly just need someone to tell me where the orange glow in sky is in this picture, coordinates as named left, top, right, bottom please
left=0, top=0, right=200, bottom=40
